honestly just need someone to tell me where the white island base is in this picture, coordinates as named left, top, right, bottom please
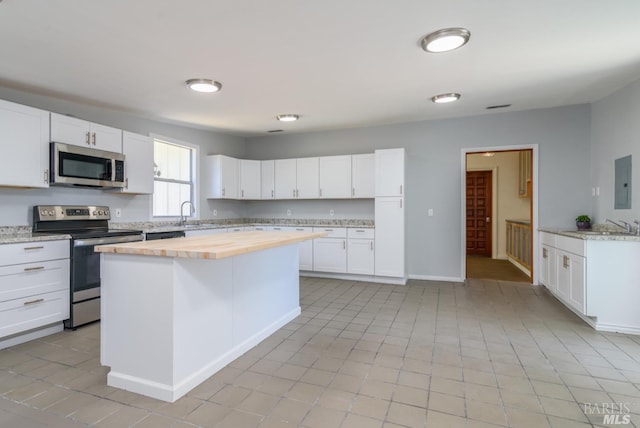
left=100, top=244, right=300, bottom=402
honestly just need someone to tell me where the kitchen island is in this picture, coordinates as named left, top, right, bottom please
left=95, top=230, right=324, bottom=402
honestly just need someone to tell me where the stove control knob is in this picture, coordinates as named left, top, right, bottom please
left=104, top=210, right=110, bottom=216
left=48, top=210, right=54, bottom=216
left=99, top=210, right=105, bottom=215
left=40, top=209, right=47, bottom=216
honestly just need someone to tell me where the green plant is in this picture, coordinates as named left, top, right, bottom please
left=575, top=215, right=591, bottom=222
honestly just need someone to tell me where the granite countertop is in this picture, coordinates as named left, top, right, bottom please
left=96, top=231, right=326, bottom=259
left=0, top=226, right=71, bottom=245
left=540, top=228, right=640, bottom=241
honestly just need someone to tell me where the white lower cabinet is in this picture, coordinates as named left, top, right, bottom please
left=347, top=228, right=374, bottom=275
left=312, top=227, right=347, bottom=273
left=0, top=240, right=70, bottom=348
left=374, top=197, right=405, bottom=278
left=185, top=228, right=228, bottom=237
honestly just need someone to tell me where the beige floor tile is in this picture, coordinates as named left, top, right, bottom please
left=184, top=401, right=232, bottom=427
left=301, top=405, right=346, bottom=428
left=428, top=391, right=465, bottom=417
left=359, top=379, right=395, bottom=400
left=68, top=398, right=123, bottom=425
left=538, top=396, right=589, bottom=422
left=426, top=409, right=466, bottom=428
left=531, top=380, right=574, bottom=400
left=466, top=399, right=507, bottom=426
left=386, top=402, right=427, bottom=427
left=269, top=398, right=311, bottom=425
left=216, top=409, right=263, bottom=428
left=94, top=406, right=149, bottom=427
left=342, top=413, right=383, bottom=428
left=210, top=384, right=252, bottom=407
left=284, top=382, right=324, bottom=403
left=430, top=376, right=465, bottom=397
left=155, top=396, right=203, bottom=419
left=505, top=407, right=551, bottom=428
left=501, top=391, right=542, bottom=413
left=392, top=384, right=428, bottom=408
left=316, top=388, right=354, bottom=411
left=237, top=391, right=279, bottom=416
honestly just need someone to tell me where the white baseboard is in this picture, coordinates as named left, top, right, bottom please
left=408, top=274, right=463, bottom=283
left=0, top=323, right=64, bottom=350
left=300, top=271, right=407, bottom=285
left=507, top=257, right=531, bottom=277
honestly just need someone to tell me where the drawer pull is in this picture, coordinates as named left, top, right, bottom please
left=24, top=298, right=45, bottom=306
left=324, top=229, right=333, bottom=232
left=355, top=229, right=365, bottom=232
left=24, top=266, right=45, bottom=272
left=296, top=228, right=304, bottom=231
left=23, top=246, right=44, bottom=251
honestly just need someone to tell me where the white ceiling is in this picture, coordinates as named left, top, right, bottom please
left=1, top=1, right=640, bottom=137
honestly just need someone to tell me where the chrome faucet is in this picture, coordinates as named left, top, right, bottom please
left=606, top=218, right=632, bottom=233
left=635, top=220, right=640, bottom=236
left=179, top=201, right=194, bottom=225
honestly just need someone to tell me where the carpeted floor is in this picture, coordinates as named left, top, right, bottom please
left=466, top=255, right=531, bottom=283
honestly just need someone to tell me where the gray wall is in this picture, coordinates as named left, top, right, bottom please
left=0, top=87, right=246, bottom=225
left=591, top=79, right=640, bottom=223
left=245, top=105, right=592, bottom=279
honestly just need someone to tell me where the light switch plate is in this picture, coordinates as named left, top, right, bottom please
left=428, top=208, right=433, bottom=217
left=286, top=209, right=292, bottom=216
left=329, top=209, right=334, bottom=216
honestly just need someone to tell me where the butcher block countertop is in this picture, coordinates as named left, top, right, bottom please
left=95, top=231, right=326, bottom=260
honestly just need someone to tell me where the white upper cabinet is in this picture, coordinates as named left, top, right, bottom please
left=261, top=160, right=275, bottom=199
left=319, top=155, right=351, bottom=198
left=296, top=157, right=319, bottom=199
left=239, top=159, right=261, bottom=199
left=50, top=113, right=122, bottom=153
left=0, top=99, right=49, bottom=188
left=206, top=155, right=239, bottom=199
left=375, top=148, right=405, bottom=197
left=351, top=153, right=375, bottom=198
left=120, top=131, right=154, bottom=194
left=274, top=159, right=297, bottom=199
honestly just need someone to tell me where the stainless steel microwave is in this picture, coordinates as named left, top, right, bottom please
left=50, top=142, right=126, bottom=188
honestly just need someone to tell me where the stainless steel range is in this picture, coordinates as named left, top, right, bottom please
left=32, top=205, right=143, bottom=329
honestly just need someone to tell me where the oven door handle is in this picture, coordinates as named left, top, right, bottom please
left=74, top=234, right=143, bottom=247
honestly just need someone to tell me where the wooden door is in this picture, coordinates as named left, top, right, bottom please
left=466, top=171, right=492, bottom=256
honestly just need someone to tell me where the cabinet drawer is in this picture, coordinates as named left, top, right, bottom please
left=289, top=227, right=313, bottom=233
left=348, top=228, right=374, bottom=239
left=0, top=259, right=69, bottom=302
left=0, top=240, right=69, bottom=267
left=540, top=231, right=556, bottom=247
left=312, top=227, right=347, bottom=238
left=556, top=235, right=585, bottom=257
left=0, top=289, right=69, bottom=339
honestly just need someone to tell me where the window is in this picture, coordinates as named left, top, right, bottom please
left=153, top=138, right=196, bottom=217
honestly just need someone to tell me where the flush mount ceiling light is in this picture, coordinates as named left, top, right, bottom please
left=431, top=93, right=461, bottom=104
left=276, top=114, right=299, bottom=122
left=421, top=27, right=470, bottom=53
left=185, top=79, right=222, bottom=93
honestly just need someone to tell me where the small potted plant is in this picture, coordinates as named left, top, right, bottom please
left=575, top=215, right=592, bottom=230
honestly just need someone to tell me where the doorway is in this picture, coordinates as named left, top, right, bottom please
left=463, top=148, right=536, bottom=283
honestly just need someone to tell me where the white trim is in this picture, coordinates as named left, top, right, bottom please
left=408, top=274, right=463, bottom=283
left=507, top=256, right=531, bottom=277
left=300, top=271, right=407, bottom=285
left=0, top=323, right=63, bottom=350
left=461, top=145, right=539, bottom=285
left=149, top=133, right=200, bottom=221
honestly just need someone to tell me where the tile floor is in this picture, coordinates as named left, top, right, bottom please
left=1, top=277, right=640, bottom=427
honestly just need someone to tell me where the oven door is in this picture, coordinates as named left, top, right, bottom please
left=71, top=234, right=143, bottom=302
left=51, top=142, right=126, bottom=188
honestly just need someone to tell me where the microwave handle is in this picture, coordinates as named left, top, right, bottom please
left=111, top=159, right=116, bottom=182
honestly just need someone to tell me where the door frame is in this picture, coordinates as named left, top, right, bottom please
left=466, top=167, right=498, bottom=259
left=460, top=145, right=539, bottom=284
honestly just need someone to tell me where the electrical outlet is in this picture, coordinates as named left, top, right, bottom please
left=329, top=209, right=334, bottom=216
left=428, top=208, right=434, bottom=217
left=213, top=209, right=218, bottom=216
left=286, top=209, right=292, bottom=216
left=114, top=208, right=122, bottom=218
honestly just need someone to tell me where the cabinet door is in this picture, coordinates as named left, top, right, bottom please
left=375, top=148, right=405, bottom=197
left=239, top=159, right=261, bottom=199
left=50, top=113, right=91, bottom=147
left=374, top=197, right=405, bottom=278
left=319, top=155, right=351, bottom=198
left=0, top=99, right=49, bottom=188
left=556, top=251, right=571, bottom=301
left=313, top=238, right=347, bottom=273
left=540, top=245, right=556, bottom=290
left=89, top=123, right=122, bottom=153
left=275, top=159, right=297, bottom=199
left=296, top=157, right=319, bottom=198
left=289, top=227, right=314, bottom=271
left=261, top=160, right=275, bottom=199
left=568, top=253, right=586, bottom=314
left=347, top=239, right=374, bottom=275
left=206, top=155, right=239, bottom=199
left=352, top=153, right=375, bottom=198
left=120, top=131, right=153, bottom=194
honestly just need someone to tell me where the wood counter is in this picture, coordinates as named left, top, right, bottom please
left=95, top=230, right=326, bottom=259
left=98, top=231, right=323, bottom=402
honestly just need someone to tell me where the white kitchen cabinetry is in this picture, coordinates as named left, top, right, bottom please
left=539, top=245, right=556, bottom=291
left=0, top=240, right=70, bottom=349
left=274, top=159, right=297, bottom=199
left=50, top=113, right=122, bottom=153
left=351, top=153, right=375, bottom=198
left=296, top=157, right=319, bottom=199
left=261, top=160, right=275, bottom=199
left=347, top=228, right=374, bottom=275
left=0, top=99, right=50, bottom=188
left=206, top=155, right=239, bottom=199
left=239, top=159, right=261, bottom=199
left=185, top=228, right=228, bottom=237
left=312, top=227, right=347, bottom=273
left=277, top=226, right=314, bottom=271
left=119, top=131, right=154, bottom=194
left=375, top=148, right=405, bottom=197
left=319, top=155, right=351, bottom=198
left=374, top=197, right=405, bottom=279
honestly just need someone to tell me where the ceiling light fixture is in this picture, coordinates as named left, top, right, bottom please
left=185, top=79, right=222, bottom=93
left=421, top=28, right=470, bottom=53
left=431, top=93, right=461, bottom=104
left=276, top=114, right=299, bottom=122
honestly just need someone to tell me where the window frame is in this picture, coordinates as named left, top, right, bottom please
left=150, top=134, right=199, bottom=220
